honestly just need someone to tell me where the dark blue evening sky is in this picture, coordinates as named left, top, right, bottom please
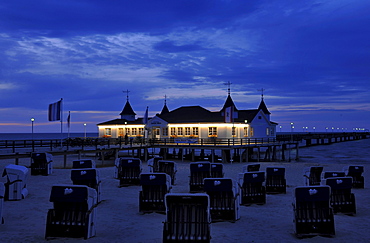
left=0, top=0, right=369, bottom=133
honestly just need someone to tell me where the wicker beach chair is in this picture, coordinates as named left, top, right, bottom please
left=321, top=171, right=346, bottom=180
left=2, top=164, right=29, bottom=201
left=265, top=167, right=286, bottom=194
left=0, top=182, right=4, bottom=224
left=204, top=178, right=240, bottom=222
left=293, top=186, right=335, bottom=238
left=239, top=171, right=266, bottom=205
left=117, top=157, right=142, bottom=187
left=242, top=163, right=261, bottom=172
left=139, top=173, right=171, bottom=213
left=344, top=165, right=364, bottom=188
left=163, top=193, right=211, bottom=242
left=71, top=168, right=102, bottom=203
left=31, top=152, right=53, bottom=176
left=157, top=160, right=177, bottom=185
left=147, top=156, right=163, bottom=173
left=210, top=163, right=224, bottom=178
left=72, top=159, right=96, bottom=169
left=323, top=177, right=356, bottom=215
left=189, top=162, right=211, bottom=192
left=303, top=166, right=323, bottom=186
left=45, top=184, right=98, bottom=240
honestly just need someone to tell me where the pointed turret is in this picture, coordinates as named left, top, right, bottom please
left=120, top=90, right=136, bottom=121
left=160, top=95, right=170, bottom=115
left=221, top=94, right=238, bottom=111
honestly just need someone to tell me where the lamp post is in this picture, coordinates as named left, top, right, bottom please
left=84, top=123, right=87, bottom=139
left=31, top=117, right=35, bottom=140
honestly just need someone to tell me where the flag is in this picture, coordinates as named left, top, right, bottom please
left=67, top=111, right=71, bottom=128
left=224, top=106, right=233, bottom=123
left=143, top=106, right=149, bottom=124
left=48, top=100, right=62, bottom=121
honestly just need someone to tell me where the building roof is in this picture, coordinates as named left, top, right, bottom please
left=258, top=99, right=271, bottom=115
left=160, top=103, right=170, bottom=115
left=97, top=118, right=144, bottom=126
left=221, top=94, right=238, bottom=111
left=120, top=101, right=136, bottom=116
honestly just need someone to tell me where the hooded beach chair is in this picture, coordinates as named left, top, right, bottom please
left=2, top=164, right=29, bottom=201
left=71, top=168, right=102, bottom=203
left=72, top=159, right=96, bottom=169
left=163, top=193, right=211, bottom=242
left=242, top=163, right=261, bottom=172
left=139, top=173, right=171, bottom=213
left=45, top=184, right=98, bottom=240
left=303, top=166, right=323, bottom=186
left=157, top=160, right=177, bottom=185
left=147, top=156, right=163, bottom=172
left=203, top=178, right=240, bottom=222
left=210, top=163, right=224, bottom=178
left=322, top=177, right=356, bottom=215
left=117, top=157, right=142, bottom=187
left=0, top=182, right=4, bottom=224
left=189, top=162, right=211, bottom=192
left=238, top=171, right=266, bottom=205
left=344, top=165, right=364, bottom=188
left=31, top=152, right=53, bottom=175
left=265, top=167, right=286, bottom=194
left=321, top=171, right=346, bottom=180
left=293, top=186, right=335, bottom=238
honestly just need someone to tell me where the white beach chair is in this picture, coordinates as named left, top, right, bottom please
left=31, top=152, right=53, bottom=175
left=71, top=168, right=102, bottom=203
left=2, top=164, right=29, bottom=200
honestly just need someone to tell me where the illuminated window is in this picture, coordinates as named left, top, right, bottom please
left=178, top=127, right=183, bottom=136
left=185, top=127, right=191, bottom=136
left=162, top=127, right=168, bottom=136
left=132, top=128, right=137, bottom=135
left=266, top=127, right=270, bottom=135
left=208, top=127, right=217, bottom=136
left=118, top=128, right=124, bottom=137
left=170, top=127, right=176, bottom=136
left=139, top=128, right=144, bottom=135
left=192, top=127, right=199, bottom=136
left=125, top=128, right=130, bottom=135
left=232, top=127, right=236, bottom=136
left=250, top=128, right=254, bottom=137
left=244, top=127, right=248, bottom=137
left=105, top=128, right=111, bottom=136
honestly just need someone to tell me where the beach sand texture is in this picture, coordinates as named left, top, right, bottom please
left=1, top=139, right=370, bottom=242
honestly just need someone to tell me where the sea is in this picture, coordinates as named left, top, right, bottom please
left=0, top=133, right=99, bottom=140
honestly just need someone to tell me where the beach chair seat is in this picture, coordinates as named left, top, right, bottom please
left=210, top=163, right=224, bottom=178
left=321, top=171, right=346, bottom=180
left=45, top=184, right=98, bottom=240
left=163, top=193, right=211, bottom=242
left=293, top=186, right=335, bottom=238
left=204, top=178, right=240, bottom=222
left=71, top=168, right=102, bottom=203
left=239, top=171, right=266, bottom=205
left=303, top=166, right=323, bottom=186
left=189, top=162, right=211, bottom=192
left=344, top=165, right=364, bottom=188
left=2, top=164, right=29, bottom=201
left=242, top=163, right=260, bottom=172
left=72, top=159, right=96, bottom=169
left=117, top=157, right=142, bottom=187
left=265, top=167, right=286, bottom=194
left=31, top=152, right=53, bottom=175
left=139, top=173, right=171, bottom=213
left=323, top=177, right=356, bottom=215
left=147, top=156, right=163, bottom=173
left=158, top=160, right=177, bottom=185
left=0, top=182, right=4, bottom=224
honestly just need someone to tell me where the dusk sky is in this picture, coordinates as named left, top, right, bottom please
left=1, top=0, right=369, bottom=134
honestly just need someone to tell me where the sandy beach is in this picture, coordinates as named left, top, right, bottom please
left=1, top=139, right=370, bottom=243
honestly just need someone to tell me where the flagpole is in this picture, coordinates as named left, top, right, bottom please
left=60, top=98, right=63, bottom=147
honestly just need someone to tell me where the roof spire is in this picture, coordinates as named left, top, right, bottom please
left=224, top=81, right=232, bottom=95
left=161, top=94, right=170, bottom=115
left=123, top=89, right=130, bottom=101
left=257, top=88, right=265, bottom=100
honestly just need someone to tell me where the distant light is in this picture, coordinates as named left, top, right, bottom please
left=31, top=117, right=35, bottom=122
